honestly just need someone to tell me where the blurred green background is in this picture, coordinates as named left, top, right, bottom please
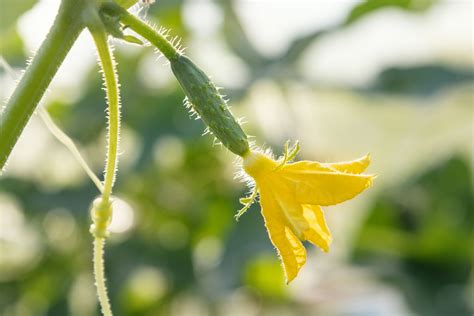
left=0, top=0, right=473, bottom=315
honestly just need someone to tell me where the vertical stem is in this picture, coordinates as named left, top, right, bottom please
left=87, top=14, right=121, bottom=316
left=90, top=27, right=121, bottom=202
left=93, top=237, right=113, bottom=316
left=0, top=0, right=86, bottom=170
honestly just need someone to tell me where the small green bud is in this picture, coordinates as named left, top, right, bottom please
left=90, top=197, right=113, bottom=238
left=98, top=2, right=143, bottom=45
left=171, top=55, right=249, bottom=156
left=122, top=35, right=143, bottom=45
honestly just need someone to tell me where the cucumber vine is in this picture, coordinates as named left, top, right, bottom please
left=0, top=0, right=250, bottom=314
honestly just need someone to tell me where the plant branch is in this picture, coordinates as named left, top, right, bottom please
left=39, top=108, right=104, bottom=192
left=93, top=237, right=113, bottom=316
left=89, top=23, right=121, bottom=203
left=87, top=11, right=122, bottom=316
left=100, top=3, right=179, bottom=61
left=0, top=0, right=86, bottom=171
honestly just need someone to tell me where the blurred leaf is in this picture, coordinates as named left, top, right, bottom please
left=0, top=0, right=35, bottom=65
left=244, top=255, right=286, bottom=300
left=0, top=28, right=26, bottom=65
left=352, top=156, right=473, bottom=315
left=0, top=0, right=36, bottom=31
left=148, top=2, right=186, bottom=38
left=367, top=65, right=474, bottom=96
left=221, top=1, right=265, bottom=68
left=345, top=0, right=435, bottom=25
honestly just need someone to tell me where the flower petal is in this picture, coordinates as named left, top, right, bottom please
left=270, top=182, right=332, bottom=252
left=281, top=163, right=374, bottom=206
left=259, top=185, right=306, bottom=283
left=281, top=227, right=306, bottom=283
left=283, top=160, right=334, bottom=173
left=322, top=154, right=370, bottom=174
left=300, top=205, right=332, bottom=252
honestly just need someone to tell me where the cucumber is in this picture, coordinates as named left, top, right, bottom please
left=171, top=55, right=249, bottom=156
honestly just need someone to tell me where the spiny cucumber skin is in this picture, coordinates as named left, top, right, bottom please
left=171, top=55, right=249, bottom=156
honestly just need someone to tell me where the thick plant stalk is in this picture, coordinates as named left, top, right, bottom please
left=0, top=0, right=86, bottom=170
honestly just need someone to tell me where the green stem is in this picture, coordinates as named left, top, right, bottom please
left=87, top=13, right=121, bottom=316
left=116, top=0, right=141, bottom=9
left=93, top=237, right=113, bottom=316
left=89, top=24, right=121, bottom=202
left=0, top=0, right=86, bottom=171
left=100, top=3, right=179, bottom=60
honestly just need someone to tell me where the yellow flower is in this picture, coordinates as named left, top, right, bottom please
left=239, top=142, right=374, bottom=283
